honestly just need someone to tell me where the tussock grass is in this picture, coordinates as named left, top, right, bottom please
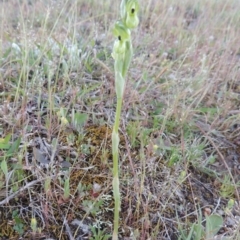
left=0, top=0, right=240, bottom=239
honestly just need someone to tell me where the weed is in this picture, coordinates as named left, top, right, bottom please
left=63, top=177, right=70, bottom=200
left=219, top=175, right=238, bottom=198
left=82, top=199, right=104, bottom=217
left=30, top=217, right=37, bottom=235
left=12, top=210, right=25, bottom=236
left=90, top=226, right=111, bottom=240
left=178, top=210, right=223, bottom=240
left=126, top=121, right=140, bottom=148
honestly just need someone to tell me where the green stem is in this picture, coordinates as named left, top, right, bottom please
left=114, top=97, right=123, bottom=133
left=112, top=96, right=123, bottom=240
left=111, top=1, right=139, bottom=238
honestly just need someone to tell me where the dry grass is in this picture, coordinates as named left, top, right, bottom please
left=0, top=0, right=240, bottom=239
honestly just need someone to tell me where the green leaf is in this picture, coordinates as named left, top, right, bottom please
left=63, top=177, right=70, bottom=199
left=1, top=159, right=8, bottom=176
left=72, top=111, right=88, bottom=130
left=185, top=223, right=196, bottom=240
left=206, top=214, right=223, bottom=238
left=0, top=134, right=11, bottom=150
left=6, top=137, right=21, bottom=156
left=227, top=199, right=235, bottom=210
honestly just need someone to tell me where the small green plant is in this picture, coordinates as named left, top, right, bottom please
left=12, top=210, right=25, bottom=236
left=126, top=121, right=140, bottom=148
left=205, top=214, right=223, bottom=239
left=30, top=217, right=37, bottom=235
left=111, top=0, right=139, bottom=239
left=0, top=134, right=21, bottom=162
left=77, top=182, right=91, bottom=198
left=178, top=211, right=223, bottom=240
left=90, top=226, right=111, bottom=240
left=0, top=134, right=11, bottom=150
left=71, top=110, right=88, bottom=131
left=82, top=199, right=104, bottom=217
left=63, top=177, right=70, bottom=200
left=224, top=198, right=235, bottom=215
left=219, top=175, right=237, bottom=198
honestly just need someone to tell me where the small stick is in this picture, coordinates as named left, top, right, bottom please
left=0, top=179, right=42, bottom=206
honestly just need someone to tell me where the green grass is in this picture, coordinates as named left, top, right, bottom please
left=1, top=0, right=240, bottom=239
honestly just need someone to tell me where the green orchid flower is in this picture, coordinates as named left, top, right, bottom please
left=121, top=0, right=140, bottom=29
left=125, top=0, right=139, bottom=28
left=112, top=20, right=133, bottom=78
left=112, top=20, right=131, bottom=41
left=112, top=20, right=131, bottom=62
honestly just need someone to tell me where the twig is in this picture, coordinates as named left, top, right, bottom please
left=63, top=217, right=74, bottom=240
left=0, top=179, right=42, bottom=206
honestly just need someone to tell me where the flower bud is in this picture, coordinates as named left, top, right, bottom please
left=31, top=218, right=37, bottom=233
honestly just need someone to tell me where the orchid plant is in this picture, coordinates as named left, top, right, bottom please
left=111, top=0, right=139, bottom=239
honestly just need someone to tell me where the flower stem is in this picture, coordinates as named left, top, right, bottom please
left=112, top=96, right=122, bottom=239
